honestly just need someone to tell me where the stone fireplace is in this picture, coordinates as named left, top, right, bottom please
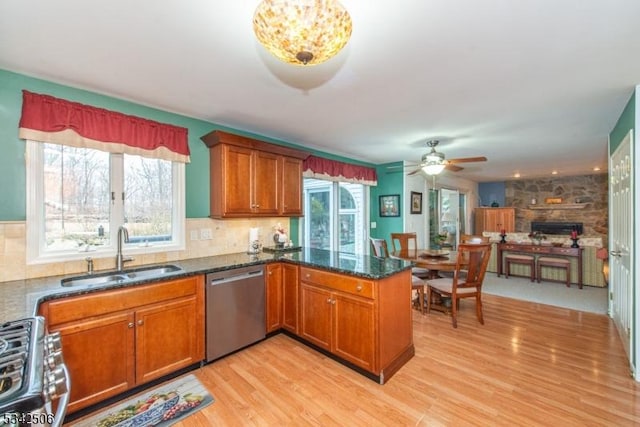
left=531, top=221, right=583, bottom=235
left=505, top=173, right=608, bottom=247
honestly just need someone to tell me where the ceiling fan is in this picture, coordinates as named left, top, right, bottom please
left=402, top=140, right=487, bottom=176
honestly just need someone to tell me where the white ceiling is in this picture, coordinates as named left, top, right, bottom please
left=2, top=0, right=639, bottom=182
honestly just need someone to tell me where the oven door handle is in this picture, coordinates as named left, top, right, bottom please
left=50, top=363, right=70, bottom=427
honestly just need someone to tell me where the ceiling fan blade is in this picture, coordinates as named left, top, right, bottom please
left=445, top=164, right=464, bottom=172
left=407, top=168, right=422, bottom=176
left=446, top=156, right=487, bottom=164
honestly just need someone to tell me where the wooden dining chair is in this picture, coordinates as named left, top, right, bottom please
left=425, top=243, right=492, bottom=328
left=390, top=232, right=430, bottom=279
left=373, top=236, right=426, bottom=313
left=460, top=234, right=490, bottom=244
left=369, top=237, right=389, bottom=258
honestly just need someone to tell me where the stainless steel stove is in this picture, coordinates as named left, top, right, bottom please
left=0, top=317, right=69, bottom=427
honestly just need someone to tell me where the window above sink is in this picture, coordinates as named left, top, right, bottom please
left=25, top=142, right=186, bottom=264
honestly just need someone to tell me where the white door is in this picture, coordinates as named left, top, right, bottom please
left=609, top=129, right=634, bottom=374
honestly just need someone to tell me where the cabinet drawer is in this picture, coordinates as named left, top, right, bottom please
left=300, top=267, right=374, bottom=299
left=44, top=276, right=202, bottom=326
left=553, top=248, right=578, bottom=255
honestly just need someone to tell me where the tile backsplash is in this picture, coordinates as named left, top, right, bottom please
left=0, top=218, right=289, bottom=282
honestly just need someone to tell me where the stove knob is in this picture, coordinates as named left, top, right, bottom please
left=44, top=366, right=68, bottom=399
left=45, top=332, right=63, bottom=353
left=45, top=350, right=64, bottom=369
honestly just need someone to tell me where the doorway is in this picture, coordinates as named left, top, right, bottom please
left=429, top=188, right=467, bottom=249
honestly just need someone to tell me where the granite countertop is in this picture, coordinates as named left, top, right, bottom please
left=0, top=248, right=412, bottom=323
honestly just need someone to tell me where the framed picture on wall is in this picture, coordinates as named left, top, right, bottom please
left=410, top=191, right=422, bottom=214
left=379, top=194, right=400, bottom=217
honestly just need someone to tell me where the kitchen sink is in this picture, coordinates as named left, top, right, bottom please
left=123, top=265, right=183, bottom=279
left=61, top=264, right=184, bottom=287
left=61, top=274, right=128, bottom=287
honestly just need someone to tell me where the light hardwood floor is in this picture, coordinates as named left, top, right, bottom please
left=178, top=294, right=639, bottom=426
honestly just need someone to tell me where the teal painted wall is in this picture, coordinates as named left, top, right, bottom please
left=610, top=90, right=636, bottom=152
left=0, top=69, right=212, bottom=219
left=0, top=71, right=34, bottom=219
left=369, top=162, right=404, bottom=246
left=0, top=69, right=380, bottom=223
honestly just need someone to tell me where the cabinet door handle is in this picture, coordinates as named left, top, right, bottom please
left=306, top=273, right=311, bottom=278
left=128, top=322, right=134, bottom=328
left=331, top=299, right=336, bottom=305
left=137, top=319, right=143, bottom=326
left=326, top=298, right=332, bottom=304
left=356, top=285, right=363, bottom=292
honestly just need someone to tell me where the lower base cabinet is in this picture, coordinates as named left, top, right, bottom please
left=38, top=276, right=205, bottom=414
left=300, top=282, right=375, bottom=371
left=266, top=262, right=299, bottom=334
left=298, top=266, right=413, bottom=382
left=282, top=263, right=299, bottom=333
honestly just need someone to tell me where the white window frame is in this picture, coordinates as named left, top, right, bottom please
left=301, top=178, right=370, bottom=254
left=26, top=140, right=185, bottom=265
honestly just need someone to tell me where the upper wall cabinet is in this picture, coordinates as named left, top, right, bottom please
left=474, top=207, right=515, bottom=234
left=201, top=130, right=309, bottom=218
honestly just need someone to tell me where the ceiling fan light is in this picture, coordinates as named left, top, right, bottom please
left=422, top=151, right=444, bottom=164
left=422, top=163, right=446, bottom=175
left=253, top=0, right=353, bottom=66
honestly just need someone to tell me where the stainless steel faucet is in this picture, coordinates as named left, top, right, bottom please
left=116, top=226, right=133, bottom=271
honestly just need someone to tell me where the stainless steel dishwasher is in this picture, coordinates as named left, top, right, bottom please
left=205, top=265, right=266, bottom=362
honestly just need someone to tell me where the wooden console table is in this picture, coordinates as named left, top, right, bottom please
left=496, top=243, right=584, bottom=288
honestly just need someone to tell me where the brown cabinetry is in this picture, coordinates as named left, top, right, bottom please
left=265, top=262, right=299, bottom=334
left=474, top=207, right=515, bottom=233
left=300, top=281, right=376, bottom=371
left=201, top=130, right=308, bottom=218
left=298, top=266, right=413, bottom=381
left=266, top=263, right=283, bottom=333
left=39, top=276, right=205, bottom=414
left=281, top=156, right=304, bottom=216
left=282, top=263, right=299, bottom=333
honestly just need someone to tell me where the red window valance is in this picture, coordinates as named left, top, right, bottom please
left=18, top=90, right=190, bottom=163
left=303, top=155, right=377, bottom=185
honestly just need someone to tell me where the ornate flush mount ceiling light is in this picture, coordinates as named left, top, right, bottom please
left=253, top=0, right=353, bottom=66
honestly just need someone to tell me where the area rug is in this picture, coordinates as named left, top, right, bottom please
left=69, top=374, right=214, bottom=427
left=482, top=273, right=608, bottom=314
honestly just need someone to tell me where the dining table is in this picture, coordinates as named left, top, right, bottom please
left=390, top=248, right=459, bottom=313
left=390, top=248, right=458, bottom=279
